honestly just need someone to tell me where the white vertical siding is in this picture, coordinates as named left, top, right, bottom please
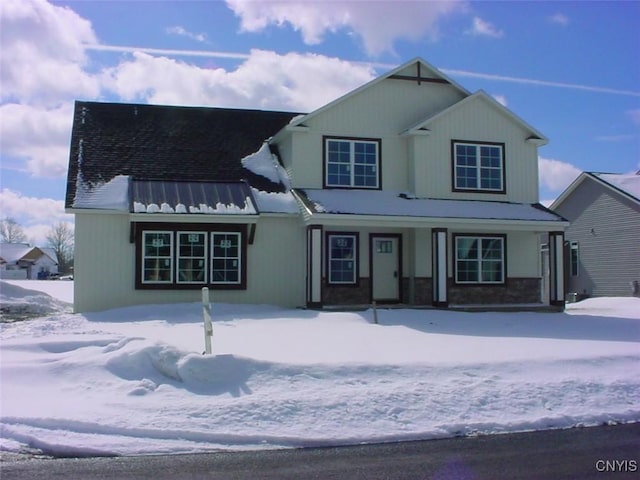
left=411, top=98, right=539, bottom=203
left=74, top=213, right=306, bottom=312
left=280, top=77, right=466, bottom=192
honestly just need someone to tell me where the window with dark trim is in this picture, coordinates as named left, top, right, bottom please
left=569, top=241, right=579, bottom=277
left=454, top=234, right=505, bottom=284
left=142, top=231, right=173, bottom=284
left=211, top=232, right=241, bottom=284
left=136, top=223, right=247, bottom=289
left=177, top=232, right=206, bottom=284
left=327, top=233, right=358, bottom=284
left=452, top=141, right=505, bottom=193
left=324, top=137, right=380, bottom=189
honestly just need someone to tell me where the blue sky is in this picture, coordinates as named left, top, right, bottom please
left=1, top=0, right=638, bottom=245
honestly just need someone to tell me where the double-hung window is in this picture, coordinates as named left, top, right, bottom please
left=138, top=225, right=245, bottom=289
left=325, top=137, right=380, bottom=188
left=142, top=231, right=173, bottom=283
left=455, top=235, right=505, bottom=284
left=177, top=232, right=206, bottom=283
left=453, top=141, right=504, bottom=192
left=211, top=232, right=241, bottom=284
left=327, top=233, right=358, bottom=284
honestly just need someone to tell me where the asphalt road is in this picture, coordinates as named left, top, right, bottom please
left=2, top=423, right=639, bottom=479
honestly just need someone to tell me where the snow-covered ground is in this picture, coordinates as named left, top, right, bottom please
left=0, top=280, right=638, bottom=456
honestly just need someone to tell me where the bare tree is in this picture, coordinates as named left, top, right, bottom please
left=46, top=222, right=74, bottom=274
left=0, top=217, right=28, bottom=243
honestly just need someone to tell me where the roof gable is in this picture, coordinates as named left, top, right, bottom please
left=65, top=102, right=300, bottom=209
left=285, top=58, right=470, bottom=130
left=551, top=172, right=640, bottom=210
left=0, top=243, right=33, bottom=263
left=403, top=91, right=547, bottom=143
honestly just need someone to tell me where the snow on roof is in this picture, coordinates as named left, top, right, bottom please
left=131, top=180, right=258, bottom=215
left=594, top=173, right=640, bottom=201
left=300, top=189, right=564, bottom=222
left=250, top=188, right=299, bottom=214
left=0, top=243, right=34, bottom=264
left=72, top=175, right=130, bottom=211
left=241, top=142, right=292, bottom=190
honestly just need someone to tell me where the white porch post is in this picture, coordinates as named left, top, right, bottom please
left=307, top=225, right=323, bottom=307
left=548, top=231, right=566, bottom=307
left=432, top=228, right=448, bottom=307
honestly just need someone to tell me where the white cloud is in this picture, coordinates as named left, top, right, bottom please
left=0, top=0, right=99, bottom=105
left=101, top=49, right=375, bottom=112
left=0, top=103, right=73, bottom=177
left=225, top=0, right=466, bottom=55
left=466, top=17, right=503, bottom=38
left=166, top=26, right=208, bottom=43
left=549, top=13, right=569, bottom=26
left=492, top=94, right=507, bottom=107
left=538, top=157, right=581, bottom=192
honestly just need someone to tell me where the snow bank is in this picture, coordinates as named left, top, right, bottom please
left=0, top=281, right=72, bottom=321
left=0, top=288, right=638, bottom=456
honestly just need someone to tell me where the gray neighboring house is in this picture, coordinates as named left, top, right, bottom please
left=550, top=172, right=640, bottom=298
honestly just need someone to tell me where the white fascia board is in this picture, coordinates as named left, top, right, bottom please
left=67, top=208, right=129, bottom=215
left=302, top=213, right=568, bottom=231
left=130, top=214, right=259, bottom=224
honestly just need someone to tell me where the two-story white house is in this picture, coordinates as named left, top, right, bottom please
left=65, top=58, right=567, bottom=313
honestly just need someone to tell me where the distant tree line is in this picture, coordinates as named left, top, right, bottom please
left=1, top=217, right=74, bottom=275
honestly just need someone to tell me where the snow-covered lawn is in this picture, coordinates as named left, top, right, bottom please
left=0, top=280, right=638, bottom=456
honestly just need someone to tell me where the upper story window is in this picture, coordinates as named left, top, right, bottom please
left=452, top=141, right=505, bottom=193
left=325, top=137, right=380, bottom=189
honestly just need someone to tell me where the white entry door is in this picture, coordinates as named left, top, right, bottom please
left=371, top=235, right=400, bottom=302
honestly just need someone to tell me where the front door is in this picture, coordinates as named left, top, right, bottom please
left=371, top=235, right=401, bottom=302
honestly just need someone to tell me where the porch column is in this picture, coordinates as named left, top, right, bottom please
left=306, top=225, right=323, bottom=307
left=548, top=231, right=565, bottom=306
left=432, top=228, right=448, bottom=307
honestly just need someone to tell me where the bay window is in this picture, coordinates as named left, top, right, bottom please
left=136, top=224, right=246, bottom=289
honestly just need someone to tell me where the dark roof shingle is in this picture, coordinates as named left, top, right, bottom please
left=65, top=101, right=300, bottom=208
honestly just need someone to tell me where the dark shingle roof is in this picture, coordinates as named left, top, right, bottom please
left=65, top=101, right=300, bottom=208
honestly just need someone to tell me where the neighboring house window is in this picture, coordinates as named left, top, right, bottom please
left=211, top=232, right=241, bottom=284
left=452, top=141, right=505, bottom=193
left=454, top=235, right=505, bottom=284
left=570, top=241, right=579, bottom=277
left=142, top=231, right=173, bottom=283
left=325, top=137, right=380, bottom=188
left=177, top=232, right=206, bottom=284
left=136, top=224, right=246, bottom=289
left=327, top=233, right=358, bottom=284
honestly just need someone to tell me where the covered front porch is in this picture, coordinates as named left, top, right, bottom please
left=295, top=189, right=568, bottom=310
